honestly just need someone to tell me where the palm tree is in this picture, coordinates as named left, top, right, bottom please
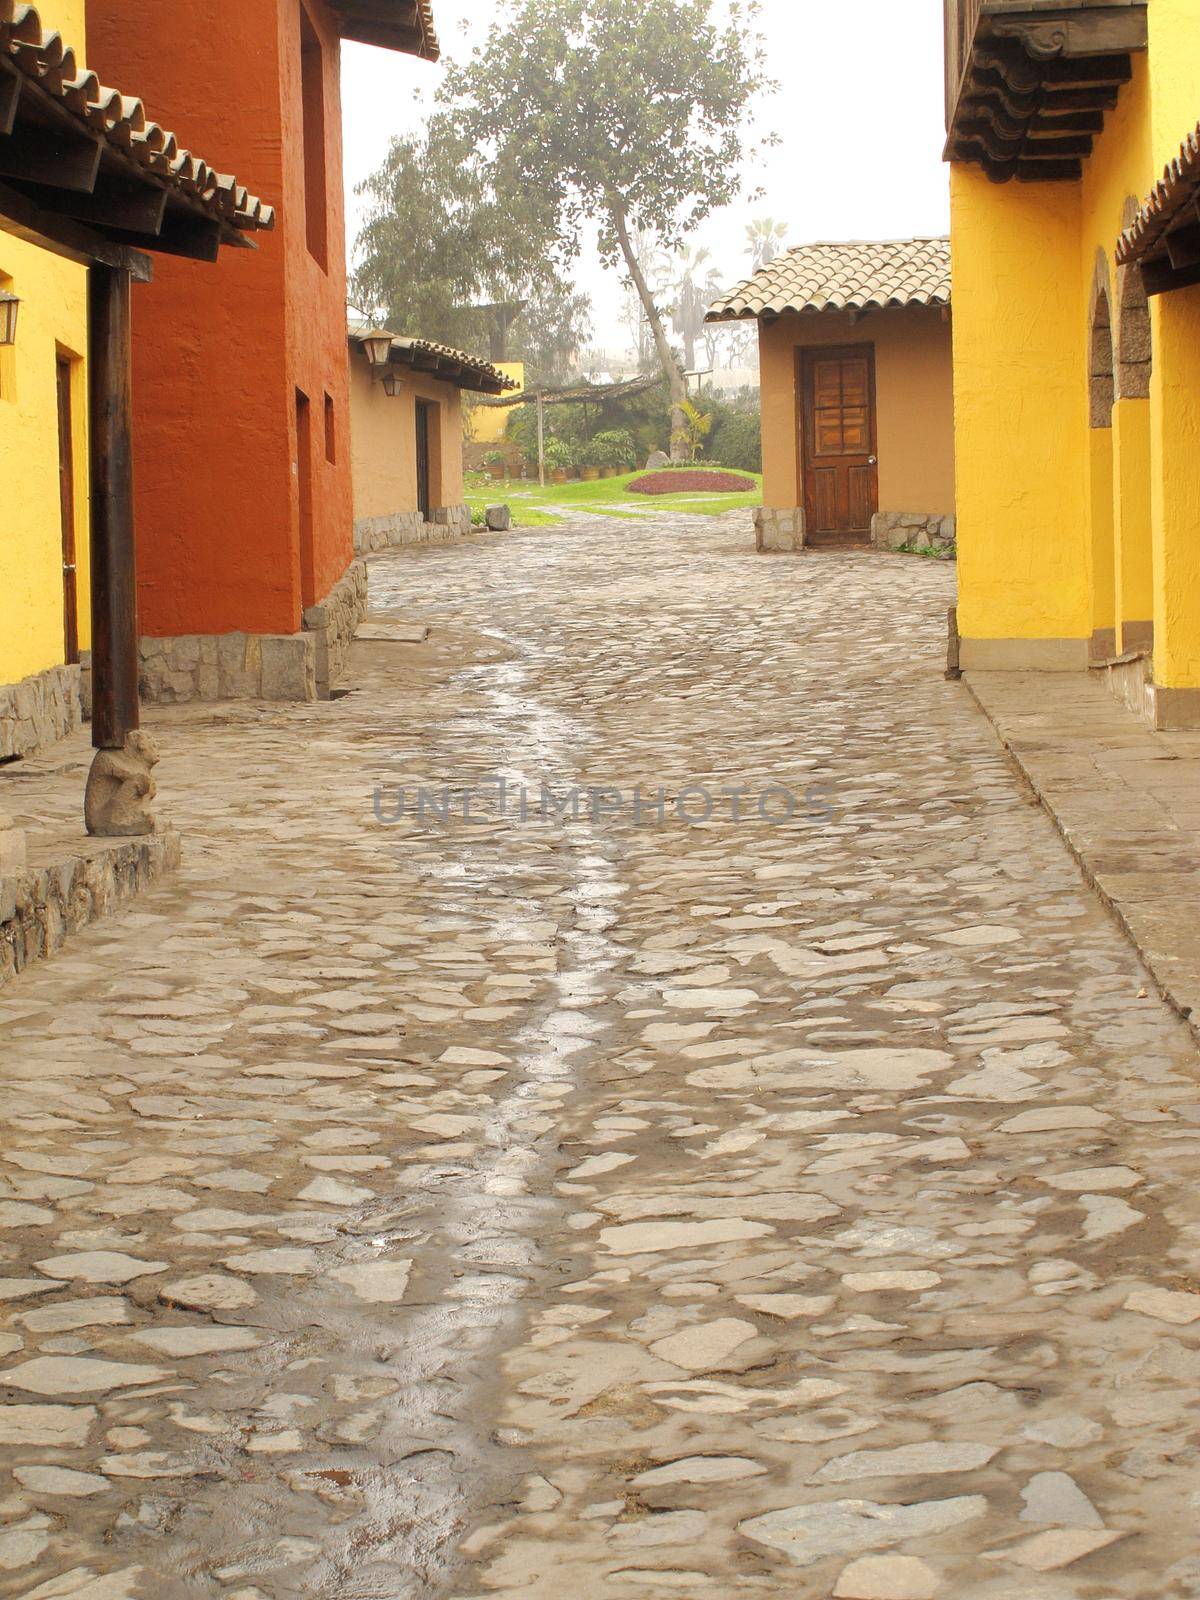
left=746, top=217, right=789, bottom=272
left=671, top=246, right=724, bottom=372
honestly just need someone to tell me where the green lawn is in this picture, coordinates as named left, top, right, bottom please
left=465, top=469, right=763, bottom=527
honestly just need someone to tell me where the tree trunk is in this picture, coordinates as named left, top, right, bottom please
left=609, top=198, right=687, bottom=462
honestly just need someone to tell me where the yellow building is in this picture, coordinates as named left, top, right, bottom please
left=708, top=240, right=956, bottom=553
left=470, top=361, right=525, bottom=445
left=0, top=0, right=91, bottom=759
left=349, top=332, right=517, bottom=551
left=947, top=0, right=1200, bottom=729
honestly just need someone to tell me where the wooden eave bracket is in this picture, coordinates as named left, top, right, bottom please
left=946, top=3, right=1147, bottom=181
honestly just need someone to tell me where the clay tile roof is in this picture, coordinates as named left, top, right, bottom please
left=349, top=329, right=519, bottom=395
left=327, top=0, right=439, bottom=60
left=0, top=1, right=275, bottom=238
left=1116, top=121, right=1200, bottom=266
left=706, top=238, right=951, bottom=323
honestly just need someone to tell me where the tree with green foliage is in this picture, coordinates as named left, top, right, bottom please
left=443, top=0, right=773, bottom=458
left=352, top=117, right=590, bottom=380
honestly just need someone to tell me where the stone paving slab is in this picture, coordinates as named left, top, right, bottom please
left=966, top=669, right=1200, bottom=1043
left=0, top=515, right=1196, bottom=1599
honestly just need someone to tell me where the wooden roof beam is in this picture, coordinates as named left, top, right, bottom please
left=1141, top=256, right=1200, bottom=296
left=0, top=115, right=102, bottom=193
left=0, top=175, right=152, bottom=276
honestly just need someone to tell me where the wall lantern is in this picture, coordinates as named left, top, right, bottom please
left=382, top=370, right=405, bottom=397
left=0, top=290, right=19, bottom=347
left=361, top=329, right=393, bottom=371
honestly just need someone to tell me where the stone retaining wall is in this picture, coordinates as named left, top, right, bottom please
left=872, top=512, right=957, bottom=557
left=0, top=664, right=82, bottom=760
left=302, top=559, right=369, bottom=698
left=354, top=503, right=473, bottom=555
left=0, top=829, right=181, bottom=988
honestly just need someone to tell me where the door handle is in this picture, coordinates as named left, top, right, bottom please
left=868, top=456, right=878, bottom=466
left=63, top=563, right=76, bottom=573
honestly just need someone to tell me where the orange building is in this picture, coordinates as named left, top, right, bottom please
left=707, top=240, right=956, bottom=554
left=86, top=1, right=439, bottom=702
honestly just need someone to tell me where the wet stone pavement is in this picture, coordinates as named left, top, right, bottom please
left=2, top=509, right=1200, bottom=1600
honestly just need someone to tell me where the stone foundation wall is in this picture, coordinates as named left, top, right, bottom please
left=139, top=631, right=316, bottom=705
left=1098, top=651, right=1156, bottom=726
left=302, top=559, right=369, bottom=698
left=754, top=507, right=806, bottom=553
left=0, top=664, right=82, bottom=760
left=354, top=503, right=473, bottom=555
left=0, top=829, right=181, bottom=988
left=872, top=512, right=957, bottom=557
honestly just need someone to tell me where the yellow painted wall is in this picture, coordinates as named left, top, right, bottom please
left=0, top=0, right=91, bottom=690
left=951, top=12, right=1200, bottom=701
left=1150, top=288, right=1200, bottom=689
left=0, top=242, right=91, bottom=688
left=1145, top=0, right=1200, bottom=692
left=349, top=354, right=465, bottom=520
left=951, top=167, right=1089, bottom=648
left=1113, top=397, right=1153, bottom=646
left=759, top=306, right=955, bottom=517
left=472, top=361, right=524, bottom=444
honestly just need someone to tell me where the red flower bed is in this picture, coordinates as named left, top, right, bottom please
left=627, top=470, right=756, bottom=495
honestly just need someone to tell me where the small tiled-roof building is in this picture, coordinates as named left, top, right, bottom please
left=708, top=239, right=955, bottom=553
left=349, top=331, right=517, bottom=552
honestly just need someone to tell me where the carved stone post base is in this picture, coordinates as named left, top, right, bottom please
left=84, top=731, right=160, bottom=838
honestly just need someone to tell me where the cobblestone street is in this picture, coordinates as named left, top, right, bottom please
left=2, top=510, right=1199, bottom=1600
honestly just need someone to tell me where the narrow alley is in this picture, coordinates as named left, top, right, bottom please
left=1, top=511, right=1197, bottom=1600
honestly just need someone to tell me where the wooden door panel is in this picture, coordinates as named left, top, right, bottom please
left=810, top=466, right=839, bottom=533
left=847, top=465, right=875, bottom=530
left=800, top=346, right=878, bottom=538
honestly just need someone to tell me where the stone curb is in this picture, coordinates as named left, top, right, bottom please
left=0, top=829, right=181, bottom=989
left=963, top=674, right=1200, bottom=1047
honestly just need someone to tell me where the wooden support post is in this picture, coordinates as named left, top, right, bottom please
left=88, top=263, right=139, bottom=751
left=85, top=263, right=160, bottom=838
left=537, top=390, right=545, bottom=489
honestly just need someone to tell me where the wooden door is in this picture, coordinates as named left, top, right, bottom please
left=295, top=389, right=316, bottom=609
left=800, top=346, right=878, bottom=544
left=56, top=356, right=79, bottom=663
left=415, top=400, right=432, bottom=522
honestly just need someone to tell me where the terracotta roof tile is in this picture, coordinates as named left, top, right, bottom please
left=1116, top=122, right=1200, bottom=266
left=0, top=1, right=274, bottom=237
left=350, top=329, right=519, bottom=395
left=706, top=238, right=951, bottom=323
left=327, top=0, right=440, bottom=60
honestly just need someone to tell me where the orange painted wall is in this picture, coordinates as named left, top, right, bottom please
left=86, top=0, right=354, bottom=638
left=759, top=306, right=956, bottom=516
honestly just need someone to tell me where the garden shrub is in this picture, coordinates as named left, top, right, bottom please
left=628, top=470, right=756, bottom=495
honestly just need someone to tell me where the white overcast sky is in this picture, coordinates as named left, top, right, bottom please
left=341, top=0, right=950, bottom=350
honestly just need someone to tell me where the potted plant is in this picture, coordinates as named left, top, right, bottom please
left=591, top=430, right=636, bottom=479
left=484, top=450, right=508, bottom=481
left=579, top=441, right=602, bottom=482
left=543, top=438, right=572, bottom=484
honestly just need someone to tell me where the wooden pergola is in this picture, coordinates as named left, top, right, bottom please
left=0, top=5, right=273, bottom=831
